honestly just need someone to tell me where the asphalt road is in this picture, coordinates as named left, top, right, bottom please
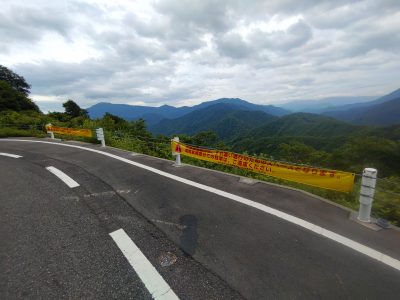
left=1, top=138, right=400, bottom=299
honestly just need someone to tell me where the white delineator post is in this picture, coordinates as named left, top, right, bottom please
left=172, top=136, right=181, bottom=167
left=46, top=123, right=54, bottom=139
left=96, top=128, right=106, bottom=147
left=358, top=168, right=378, bottom=223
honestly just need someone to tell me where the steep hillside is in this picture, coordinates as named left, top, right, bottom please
left=251, top=113, right=361, bottom=138
left=149, top=103, right=277, bottom=139
left=229, top=113, right=364, bottom=154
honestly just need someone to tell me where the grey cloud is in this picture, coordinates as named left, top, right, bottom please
left=216, top=33, right=254, bottom=59
left=345, top=25, right=400, bottom=56
left=124, top=13, right=206, bottom=52
left=35, top=101, right=64, bottom=113
left=215, top=20, right=312, bottom=61
left=0, top=6, right=72, bottom=46
left=2, top=0, right=400, bottom=111
left=296, top=77, right=315, bottom=85
left=155, top=0, right=233, bottom=34
left=68, top=1, right=105, bottom=17
left=15, top=55, right=178, bottom=107
left=116, top=38, right=172, bottom=61
left=250, top=20, right=313, bottom=52
left=124, top=13, right=170, bottom=39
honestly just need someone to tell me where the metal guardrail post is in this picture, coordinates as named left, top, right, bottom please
left=172, top=136, right=181, bottom=166
left=358, top=168, right=377, bottom=223
left=96, top=128, right=106, bottom=147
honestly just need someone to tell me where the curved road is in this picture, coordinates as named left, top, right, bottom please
left=1, top=138, right=400, bottom=299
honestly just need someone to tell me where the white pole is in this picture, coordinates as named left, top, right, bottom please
left=96, top=128, right=106, bottom=147
left=172, top=136, right=181, bottom=166
left=46, top=123, right=54, bottom=139
left=358, top=168, right=377, bottom=223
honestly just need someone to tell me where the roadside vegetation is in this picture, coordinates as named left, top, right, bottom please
left=1, top=64, right=399, bottom=225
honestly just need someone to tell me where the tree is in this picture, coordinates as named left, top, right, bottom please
left=131, top=119, right=151, bottom=137
left=192, top=131, right=219, bottom=147
left=46, top=111, right=71, bottom=122
left=63, top=99, right=88, bottom=118
left=104, top=113, right=129, bottom=127
left=0, top=65, right=31, bottom=96
left=0, top=81, right=39, bottom=112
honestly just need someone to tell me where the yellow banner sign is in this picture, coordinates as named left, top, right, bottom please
left=171, top=141, right=355, bottom=192
left=46, top=125, right=92, bottom=137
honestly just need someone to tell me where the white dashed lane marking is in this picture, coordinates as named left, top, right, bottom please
left=110, top=228, right=179, bottom=300
left=0, top=152, right=22, bottom=158
left=46, top=166, right=80, bottom=188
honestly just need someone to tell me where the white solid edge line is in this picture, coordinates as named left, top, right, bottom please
left=45, top=166, right=80, bottom=188
left=0, top=152, right=22, bottom=158
left=110, top=228, right=179, bottom=300
left=2, top=139, right=400, bottom=272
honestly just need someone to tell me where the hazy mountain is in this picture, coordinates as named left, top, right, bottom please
left=150, top=103, right=278, bottom=139
left=323, top=88, right=400, bottom=125
left=87, top=102, right=191, bottom=126
left=87, top=98, right=289, bottom=126
left=279, top=96, right=376, bottom=113
left=351, top=97, right=400, bottom=126
left=322, top=88, right=400, bottom=113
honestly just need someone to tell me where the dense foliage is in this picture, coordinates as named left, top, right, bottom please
left=0, top=65, right=31, bottom=96
left=63, top=99, right=89, bottom=118
left=0, top=81, right=40, bottom=112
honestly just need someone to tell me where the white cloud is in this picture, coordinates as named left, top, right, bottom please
left=0, top=0, right=399, bottom=111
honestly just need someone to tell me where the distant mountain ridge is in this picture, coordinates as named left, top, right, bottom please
left=149, top=102, right=278, bottom=139
left=279, top=96, right=377, bottom=113
left=150, top=103, right=362, bottom=143
left=87, top=88, right=400, bottom=133
left=87, top=102, right=190, bottom=126
left=351, top=97, right=400, bottom=126
left=87, top=98, right=290, bottom=126
left=149, top=87, right=400, bottom=144
left=323, top=89, right=400, bottom=125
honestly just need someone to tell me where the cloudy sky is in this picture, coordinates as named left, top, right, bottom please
left=1, top=0, right=399, bottom=111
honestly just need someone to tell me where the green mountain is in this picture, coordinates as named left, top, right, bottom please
left=230, top=113, right=363, bottom=154
left=251, top=113, right=361, bottom=138
left=149, top=103, right=277, bottom=139
left=87, top=98, right=289, bottom=126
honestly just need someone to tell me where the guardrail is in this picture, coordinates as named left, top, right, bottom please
left=0, top=123, right=398, bottom=226
left=170, top=136, right=395, bottom=225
